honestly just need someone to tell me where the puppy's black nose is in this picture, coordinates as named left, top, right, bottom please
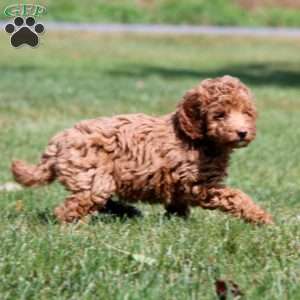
left=237, top=131, right=247, bottom=139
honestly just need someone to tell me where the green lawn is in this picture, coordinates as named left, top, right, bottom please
left=0, top=32, right=300, bottom=299
left=2, top=0, right=300, bottom=27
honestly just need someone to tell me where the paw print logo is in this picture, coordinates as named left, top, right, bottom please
left=5, top=16, right=45, bottom=48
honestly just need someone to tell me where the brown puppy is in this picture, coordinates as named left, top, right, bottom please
left=11, top=76, right=273, bottom=224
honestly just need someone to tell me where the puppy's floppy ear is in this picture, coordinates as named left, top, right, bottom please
left=176, top=88, right=205, bottom=140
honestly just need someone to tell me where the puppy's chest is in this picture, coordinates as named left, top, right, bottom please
left=170, top=153, right=228, bottom=199
left=197, top=154, right=228, bottom=186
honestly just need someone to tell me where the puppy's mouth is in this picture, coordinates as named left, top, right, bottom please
left=235, top=140, right=249, bottom=148
left=227, top=139, right=250, bottom=148
left=229, top=133, right=254, bottom=148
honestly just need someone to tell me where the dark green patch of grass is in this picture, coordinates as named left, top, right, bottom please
left=0, top=32, right=300, bottom=299
left=3, top=0, right=300, bottom=27
left=44, top=0, right=300, bottom=27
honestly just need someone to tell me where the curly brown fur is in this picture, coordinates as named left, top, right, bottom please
left=11, top=75, right=273, bottom=224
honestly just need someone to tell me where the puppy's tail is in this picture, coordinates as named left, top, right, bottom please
left=11, top=157, right=56, bottom=187
left=11, top=139, right=59, bottom=187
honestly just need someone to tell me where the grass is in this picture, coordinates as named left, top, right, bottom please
left=2, top=0, right=300, bottom=27
left=0, top=31, right=300, bottom=299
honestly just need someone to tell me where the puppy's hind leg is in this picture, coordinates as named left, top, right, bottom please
left=55, top=170, right=116, bottom=223
left=54, top=191, right=99, bottom=223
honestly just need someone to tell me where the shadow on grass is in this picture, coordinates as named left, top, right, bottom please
left=108, top=62, right=300, bottom=87
left=36, top=209, right=57, bottom=224
left=35, top=200, right=143, bottom=225
left=1, top=64, right=41, bottom=74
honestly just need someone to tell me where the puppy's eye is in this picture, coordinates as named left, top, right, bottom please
left=214, top=112, right=226, bottom=120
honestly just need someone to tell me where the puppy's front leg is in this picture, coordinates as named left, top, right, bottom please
left=197, top=187, right=273, bottom=224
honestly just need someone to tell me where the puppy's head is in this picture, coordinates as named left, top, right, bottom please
left=176, top=75, right=257, bottom=148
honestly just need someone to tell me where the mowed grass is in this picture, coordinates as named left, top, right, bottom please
left=0, top=32, right=300, bottom=299
left=3, top=0, right=300, bottom=27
